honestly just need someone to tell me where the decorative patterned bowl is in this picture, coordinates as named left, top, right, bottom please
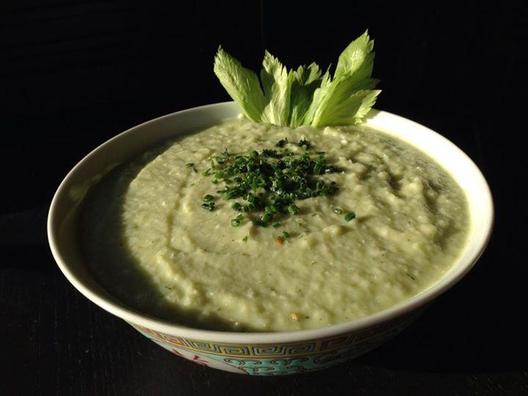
left=48, top=102, right=493, bottom=375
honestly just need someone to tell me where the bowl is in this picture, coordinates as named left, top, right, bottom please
left=48, top=102, right=493, bottom=375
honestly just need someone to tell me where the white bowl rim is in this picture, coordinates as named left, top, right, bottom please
left=48, top=101, right=494, bottom=344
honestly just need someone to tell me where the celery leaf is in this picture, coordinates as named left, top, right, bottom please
left=335, top=30, right=375, bottom=79
left=213, top=31, right=381, bottom=128
left=260, top=51, right=293, bottom=126
left=213, top=46, right=266, bottom=122
left=289, top=63, right=324, bottom=127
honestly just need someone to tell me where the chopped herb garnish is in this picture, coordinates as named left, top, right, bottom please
left=185, top=162, right=198, bottom=173
left=242, top=235, right=248, bottom=242
left=201, top=201, right=215, bottom=211
left=287, top=204, right=300, bottom=215
left=344, top=211, right=356, bottom=222
left=201, top=140, right=341, bottom=226
left=275, top=138, right=288, bottom=148
left=262, top=149, right=282, bottom=158
left=298, top=139, right=313, bottom=150
left=201, top=194, right=216, bottom=211
left=259, top=212, right=274, bottom=226
left=232, top=202, right=243, bottom=211
left=282, top=231, right=290, bottom=239
left=231, top=214, right=244, bottom=227
left=272, top=222, right=282, bottom=228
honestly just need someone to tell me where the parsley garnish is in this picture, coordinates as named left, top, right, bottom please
left=202, top=139, right=340, bottom=226
left=275, top=138, right=288, bottom=148
left=231, top=214, right=244, bottom=227
left=298, top=138, right=313, bottom=150
left=344, top=211, right=356, bottom=222
left=185, top=162, right=198, bottom=173
left=201, top=194, right=216, bottom=211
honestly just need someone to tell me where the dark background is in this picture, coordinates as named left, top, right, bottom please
left=1, top=1, right=527, bottom=394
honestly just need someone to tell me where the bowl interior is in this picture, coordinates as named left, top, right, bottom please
left=48, top=102, right=493, bottom=343
left=365, top=111, right=493, bottom=294
left=48, top=103, right=242, bottom=307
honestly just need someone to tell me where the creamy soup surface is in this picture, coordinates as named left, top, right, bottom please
left=80, top=117, right=468, bottom=331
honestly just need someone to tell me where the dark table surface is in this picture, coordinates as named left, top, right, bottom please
left=2, top=1, right=527, bottom=394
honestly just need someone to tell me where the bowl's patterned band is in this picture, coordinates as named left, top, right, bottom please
left=131, top=312, right=417, bottom=375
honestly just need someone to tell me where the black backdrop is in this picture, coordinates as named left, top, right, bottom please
left=2, top=1, right=527, bottom=394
